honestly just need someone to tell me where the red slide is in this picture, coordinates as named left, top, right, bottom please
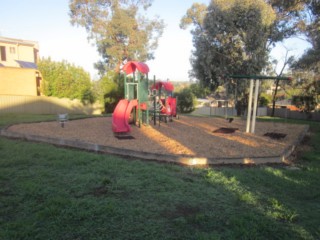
left=112, top=99, right=138, bottom=133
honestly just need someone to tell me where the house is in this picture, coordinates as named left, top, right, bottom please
left=0, top=36, right=42, bottom=96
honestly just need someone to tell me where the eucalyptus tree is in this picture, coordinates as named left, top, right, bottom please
left=69, top=0, right=164, bottom=74
left=180, top=0, right=276, bottom=97
left=180, top=0, right=311, bottom=116
left=292, top=0, right=320, bottom=71
left=290, top=0, right=320, bottom=110
left=266, top=0, right=306, bottom=44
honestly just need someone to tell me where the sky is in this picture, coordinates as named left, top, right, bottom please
left=0, top=0, right=311, bottom=81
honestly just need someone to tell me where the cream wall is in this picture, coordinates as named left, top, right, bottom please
left=16, top=44, right=37, bottom=62
left=0, top=67, right=38, bottom=96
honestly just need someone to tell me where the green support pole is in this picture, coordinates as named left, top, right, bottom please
left=153, top=75, right=156, bottom=126
left=137, top=71, right=141, bottom=127
left=229, top=75, right=292, bottom=81
left=124, top=73, right=128, bottom=99
left=158, top=83, right=161, bottom=127
left=146, top=73, right=149, bottom=125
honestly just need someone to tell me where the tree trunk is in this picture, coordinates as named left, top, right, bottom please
left=271, top=79, right=280, bottom=117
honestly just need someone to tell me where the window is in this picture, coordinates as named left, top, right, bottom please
left=9, top=47, right=16, bottom=54
left=0, top=46, right=6, bottom=61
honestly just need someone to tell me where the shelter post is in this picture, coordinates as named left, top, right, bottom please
left=251, top=79, right=260, bottom=133
left=246, top=79, right=254, bottom=133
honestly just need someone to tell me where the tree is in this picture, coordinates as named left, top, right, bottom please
left=181, top=0, right=276, bottom=91
left=174, top=88, right=196, bottom=113
left=266, top=0, right=306, bottom=44
left=94, top=71, right=124, bottom=113
left=180, top=0, right=312, bottom=117
left=38, top=57, right=95, bottom=104
left=180, top=1, right=311, bottom=87
left=270, top=49, right=295, bottom=116
left=290, top=1, right=320, bottom=110
left=69, top=0, right=164, bottom=74
left=189, top=83, right=210, bottom=98
left=181, top=0, right=280, bottom=117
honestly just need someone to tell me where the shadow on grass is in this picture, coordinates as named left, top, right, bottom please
left=0, top=134, right=319, bottom=239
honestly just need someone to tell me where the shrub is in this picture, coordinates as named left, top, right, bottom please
left=259, top=93, right=272, bottom=107
left=292, top=95, right=317, bottom=112
left=95, top=72, right=124, bottom=113
left=174, top=88, right=196, bottom=113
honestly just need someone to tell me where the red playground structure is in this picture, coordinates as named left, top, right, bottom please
left=112, top=61, right=149, bottom=135
left=150, top=81, right=177, bottom=123
left=112, top=61, right=177, bottom=135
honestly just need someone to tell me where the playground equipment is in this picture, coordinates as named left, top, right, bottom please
left=112, top=61, right=150, bottom=134
left=112, top=61, right=178, bottom=135
left=229, top=75, right=292, bottom=133
left=150, top=81, right=177, bottom=125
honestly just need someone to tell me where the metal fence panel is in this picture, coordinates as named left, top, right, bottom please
left=193, top=106, right=267, bottom=117
left=267, top=108, right=320, bottom=121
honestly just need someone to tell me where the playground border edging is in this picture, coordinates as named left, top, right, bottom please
left=281, top=124, right=310, bottom=163
left=0, top=124, right=310, bottom=166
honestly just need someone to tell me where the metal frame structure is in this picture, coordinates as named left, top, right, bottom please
left=229, top=75, right=292, bottom=133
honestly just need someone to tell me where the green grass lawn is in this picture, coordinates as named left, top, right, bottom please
left=0, top=114, right=319, bottom=239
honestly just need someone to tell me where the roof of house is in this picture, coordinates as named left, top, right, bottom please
left=0, top=36, right=39, bottom=49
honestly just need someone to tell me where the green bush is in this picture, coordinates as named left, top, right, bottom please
left=259, top=93, right=272, bottom=107
left=189, top=83, right=210, bottom=98
left=95, top=72, right=124, bottom=113
left=38, top=57, right=95, bottom=104
left=174, top=88, right=196, bottom=113
left=292, top=95, right=317, bottom=112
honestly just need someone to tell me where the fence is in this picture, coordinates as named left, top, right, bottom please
left=193, top=106, right=267, bottom=117
left=267, top=108, right=320, bottom=121
left=0, top=95, right=103, bottom=115
left=3, top=95, right=318, bottom=121
left=193, top=106, right=320, bottom=121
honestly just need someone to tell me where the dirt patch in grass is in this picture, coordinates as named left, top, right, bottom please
left=6, top=116, right=308, bottom=159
